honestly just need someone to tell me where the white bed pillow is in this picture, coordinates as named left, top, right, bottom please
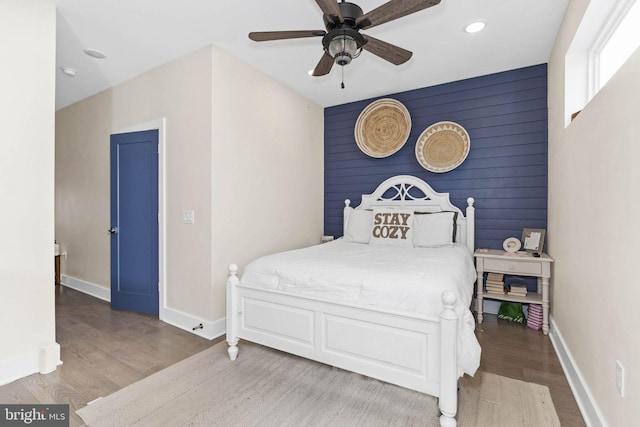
left=369, top=208, right=414, bottom=247
left=344, top=208, right=373, bottom=244
left=413, top=211, right=457, bottom=247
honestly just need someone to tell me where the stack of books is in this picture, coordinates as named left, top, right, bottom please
left=485, top=273, right=505, bottom=295
left=508, top=283, right=528, bottom=297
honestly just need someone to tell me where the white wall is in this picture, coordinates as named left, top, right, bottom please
left=0, top=0, right=60, bottom=385
left=55, top=44, right=324, bottom=334
left=548, top=1, right=640, bottom=425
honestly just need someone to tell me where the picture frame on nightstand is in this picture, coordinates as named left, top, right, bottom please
left=522, top=228, right=546, bottom=255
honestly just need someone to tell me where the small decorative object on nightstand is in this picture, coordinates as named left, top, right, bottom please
left=502, top=237, right=521, bottom=254
left=474, top=249, right=554, bottom=335
left=521, top=228, right=546, bottom=256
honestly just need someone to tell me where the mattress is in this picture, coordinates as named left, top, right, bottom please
left=240, top=239, right=481, bottom=376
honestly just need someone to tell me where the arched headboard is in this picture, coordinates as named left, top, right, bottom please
left=343, top=175, right=475, bottom=254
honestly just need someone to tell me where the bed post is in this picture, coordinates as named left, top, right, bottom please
left=226, top=264, right=239, bottom=361
left=343, top=199, right=351, bottom=236
left=439, top=291, right=458, bottom=427
left=465, top=197, right=475, bottom=255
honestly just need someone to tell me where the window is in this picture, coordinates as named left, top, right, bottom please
left=565, top=0, right=640, bottom=127
left=590, top=0, right=640, bottom=95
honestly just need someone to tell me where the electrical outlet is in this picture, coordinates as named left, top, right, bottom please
left=616, top=360, right=625, bottom=397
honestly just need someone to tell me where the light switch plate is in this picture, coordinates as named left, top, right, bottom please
left=182, top=210, right=195, bottom=224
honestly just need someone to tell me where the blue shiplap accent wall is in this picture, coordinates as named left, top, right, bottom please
left=324, top=64, right=548, bottom=250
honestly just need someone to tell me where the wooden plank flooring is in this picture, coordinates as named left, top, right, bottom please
left=0, top=286, right=220, bottom=426
left=0, top=286, right=585, bottom=426
left=475, top=315, right=585, bottom=426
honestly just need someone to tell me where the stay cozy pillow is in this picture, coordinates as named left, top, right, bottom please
left=369, top=208, right=414, bottom=247
left=413, top=211, right=458, bottom=247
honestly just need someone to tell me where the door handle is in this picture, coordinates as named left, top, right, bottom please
left=108, top=227, right=118, bottom=234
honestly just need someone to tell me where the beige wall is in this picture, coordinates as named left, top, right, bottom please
left=57, top=46, right=214, bottom=319
left=548, top=1, right=640, bottom=424
left=55, top=44, right=324, bottom=324
left=0, top=0, right=58, bottom=382
left=209, top=45, right=324, bottom=318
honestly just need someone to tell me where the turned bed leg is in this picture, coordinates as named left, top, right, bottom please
left=226, top=264, right=240, bottom=361
left=227, top=343, right=238, bottom=361
left=439, top=291, right=458, bottom=427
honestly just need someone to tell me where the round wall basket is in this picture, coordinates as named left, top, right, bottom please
left=354, top=98, right=411, bottom=158
left=415, top=121, right=470, bottom=173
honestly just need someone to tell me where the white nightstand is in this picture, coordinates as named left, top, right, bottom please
left=474, top=249, right=554, bottom=335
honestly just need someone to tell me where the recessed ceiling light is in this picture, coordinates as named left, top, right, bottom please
left=84, top=48, right=107, bottom=59
left=61, top=67, right=77, bottom=77
left=464, top=21, right=486, bottom=33
left=308, top=69, right=314, bottom=76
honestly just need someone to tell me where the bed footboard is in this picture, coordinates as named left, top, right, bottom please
left=226, top=264, right=459, bottom=426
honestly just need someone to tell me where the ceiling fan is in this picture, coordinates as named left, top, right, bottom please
left=248, top=0, right=442, bottom=77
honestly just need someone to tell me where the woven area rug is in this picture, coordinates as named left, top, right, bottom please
left=77, top=342, right=560, bottom=427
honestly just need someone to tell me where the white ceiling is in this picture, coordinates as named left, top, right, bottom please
left=51, top=0, right=568, bottom=110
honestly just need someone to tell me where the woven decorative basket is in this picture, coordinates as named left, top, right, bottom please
left=354, top=98, right=411, bottom=158
left=415, top=121, right=470, bottom=173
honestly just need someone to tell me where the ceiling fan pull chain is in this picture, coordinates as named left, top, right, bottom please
left=341, top=65, right=345, bottom=89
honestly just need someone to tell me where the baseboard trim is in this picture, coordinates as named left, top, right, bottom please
left=39, top=342, right=62, bottom=374
left=61, top=275, right=110, bottom=302
left=0, top=344, right=62, bottom=387
left=60, top=275, right=225, bottom=341
left=549, top=316, right=606, bottom=427
left=161, top=307, right=225, bottom=341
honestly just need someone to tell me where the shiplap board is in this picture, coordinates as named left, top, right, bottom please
left=324, top=64, right=548, bottom=251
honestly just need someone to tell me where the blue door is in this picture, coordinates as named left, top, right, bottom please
left=110, top=130, right=159, bottom=315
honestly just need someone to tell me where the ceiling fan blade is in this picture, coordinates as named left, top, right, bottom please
left=311, top=52, right=335, bottom=76
left=357, top=0, right=441, bottom=30
left=362, top=35, right=412, bottom=65
left=249, top=30, right=326, bottom=42
left=314, top=0, right=344, bottom=24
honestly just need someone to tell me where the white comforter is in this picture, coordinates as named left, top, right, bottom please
left=240, top=239, right=481, bottom=376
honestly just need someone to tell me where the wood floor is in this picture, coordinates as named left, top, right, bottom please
left=0, top=286, right=585, bottom=426
left=0, top=286, right=220, bottom=426
left=475, top=315, right=586, bottom=426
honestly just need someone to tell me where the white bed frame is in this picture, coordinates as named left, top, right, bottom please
left=226, top=175, right=475, bottom=427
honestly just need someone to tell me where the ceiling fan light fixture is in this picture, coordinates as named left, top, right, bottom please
left=328, top=35, right=359, bottom=66
left=248, top=0, right=443, bottom=77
